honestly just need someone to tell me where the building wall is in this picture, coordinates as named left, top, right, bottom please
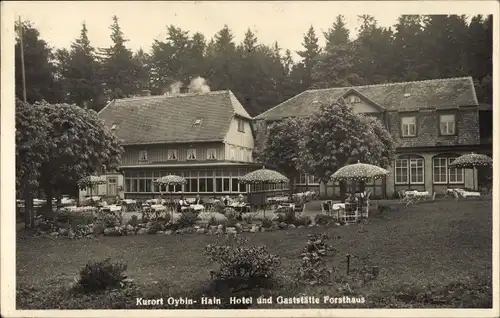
left=224, top=116, right=254, bottom=149
left=78, top=173, right=124, bottom=202
left=121, top=142, right=225, bottom=165
left=387, top=108, right=480, bottom=148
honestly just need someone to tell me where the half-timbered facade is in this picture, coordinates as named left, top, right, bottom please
left=253, top=77, right=484, bottom=199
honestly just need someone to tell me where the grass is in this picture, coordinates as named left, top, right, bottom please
left=16, top=199, right=492, bottom=308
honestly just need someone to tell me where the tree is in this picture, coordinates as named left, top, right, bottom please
left=353, top=15, right=395, bottom=83
left=254, top=117, right=306, bottom=198
left=16, top=99, right=50, bottom=228
left=98, top=16, right=141, bottom=99
left=323, top=15, right=350, bottom=50
left=36, top=102, right=123, bottom=214
left=15, top=20, right=62, bottom=103
left=296, top=26, right=321, bottom=90
left=299, top=99, right=395, bottom=199
left=392, top=15, right=426, bottom=81
left=58, top=23, right=104, bottom=110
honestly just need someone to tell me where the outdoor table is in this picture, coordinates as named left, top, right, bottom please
left=122, top=199, right=137, bottom=205
left=190, top=204, right=205, bottom=212
left=151, top=204, right=166, bottom=212
left=276, top=203, right=295, bottom=213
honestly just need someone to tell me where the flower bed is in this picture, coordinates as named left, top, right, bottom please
left=31, top=208, right=359, bottom=240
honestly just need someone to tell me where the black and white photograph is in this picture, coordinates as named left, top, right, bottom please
left=1, top=1, right=498, bottom=317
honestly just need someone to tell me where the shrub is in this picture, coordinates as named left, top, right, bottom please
left=241, top=213, right=253, bottom=224
left=225, top=208, right=238, bottom=226
left=178, top=212, right=198, bottom=228
left=315, top=213, right=335, bottom=225
left=293, top=214, right=312, bottom=226
left=208, top=216, right=218, bottom=227
left=55, top=210, right=71, bottom=223
left=128, top=215, right=139, bottom=227
left=76, top=258, right=128, bottom=293
left=205, top=235, right=280, bottom=283
left=214, top=201, right=226, bottom=213
left=297, top=233, right=336, bottom=286
left=261, top=217, right=273, bottom=229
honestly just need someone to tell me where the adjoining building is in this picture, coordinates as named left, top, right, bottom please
left=254, top=77, right=490, bottom=199
left=84, top=89, right=286, bottom=200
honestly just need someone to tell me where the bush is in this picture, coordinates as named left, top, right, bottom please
left=225, top=208, right=238, bottom=226
left=261, top=217, right=273, bottom=229
left=297, top=233, right=336, bottom=286
left=128, top=215, right=139, bottom=227
left=315, top=213, right=335, bottom=225
left=205, top=235, right=281, bottom=283
left=241, top=213, right=253, bottom=224
left=76, top=258, right=128, bottom=293
left=55, top=211, right=71, bottom=223
left=293, top=214, right=312, bottom=226
left=178, top=212, right=198, bottom=228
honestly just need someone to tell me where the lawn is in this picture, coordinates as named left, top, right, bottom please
left=16, top=199, right=492, bottom=309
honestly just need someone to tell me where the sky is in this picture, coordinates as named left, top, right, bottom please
left=4, top=1, right=497, bottom=62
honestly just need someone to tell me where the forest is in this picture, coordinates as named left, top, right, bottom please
left=15, top=14, right=493, bottom=117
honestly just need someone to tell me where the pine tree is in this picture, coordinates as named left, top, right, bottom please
left=296, top=26, right=321, bottom=90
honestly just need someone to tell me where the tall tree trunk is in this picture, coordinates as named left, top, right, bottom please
left=288, top=179, right=294, bottom=202
left=44, top=185, right=54, bottom=217
left=23, top=181, right=31, bottom=229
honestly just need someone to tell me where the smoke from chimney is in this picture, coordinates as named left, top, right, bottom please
left=169, top=81, right=182, bottom=95
left=188, top=76, right=211, bottom=94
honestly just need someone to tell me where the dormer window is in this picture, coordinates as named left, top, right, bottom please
left=138, top=150, right=148, bottom=163
left=237, top=119, right=245, bottom=132
left=348, top=95, right=361, bottom=103
left=401, top=116, right=417, bottom=137
left=207, top=148, right=217, bottom=160
left=187, top=149, right=197, bottom=160
left=111, top=124, right=118, bottom=131
left=167, top=149, right=178, bottom=161
left=439, top=114, right=456, bottom=135
left=194, top=118, right=202, bottom=126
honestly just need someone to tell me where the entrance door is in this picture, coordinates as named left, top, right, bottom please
left=107, top=178, right=117, bottom=196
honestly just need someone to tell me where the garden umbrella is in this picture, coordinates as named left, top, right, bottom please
left=449, top=153, right=492, bottom=191
left=332, top=161, right=390, bottom=205
left=238, top=167, right=290, bottom=217
left=77, top=176, right=107, bottom=205
left=153, top=175, right=187, bottom=216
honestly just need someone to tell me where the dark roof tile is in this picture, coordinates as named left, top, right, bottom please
left=98, top=90, right=251, bottom=145
left=255, top=77, right=479, bottom=120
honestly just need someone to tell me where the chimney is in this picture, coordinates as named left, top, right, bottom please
left=141, top=89, right=151, bottom=97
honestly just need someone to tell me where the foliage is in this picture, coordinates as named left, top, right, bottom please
left=127, top=215, right=139, bottom=227
left=36, top=102, right=123, bottom=211
left=205, top=235, right=281, bottom=281
left=299, top=99, right=395, bottom=184
left=297, top=234, right=336, bottom=286
left=76, top=258, right=128, bottom=293
left=292, top=214, right=312, bottom=227
left=178, top=212, right=198, bottom=228
left=314, top=213, right=336, bottom=225
left=261, top=217, right=273, bottom=229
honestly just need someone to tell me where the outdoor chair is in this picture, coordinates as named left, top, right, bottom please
left=321, top=201, right=332, bottom=214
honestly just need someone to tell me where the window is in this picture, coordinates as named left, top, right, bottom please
left=187, top=149, right=197, bottom=160
left=194, top=118, right=203, bottom=126
left=295, top=173, right=320, bottom=185
left=167, top=149, right=178, bottom=161
left=348, top=95, right=361, bottom=103
left=433, top=158, right=448, bottom=184
left=237, top=119, right=245, bottom=132
left=409, top=158, right=424, bottom=184
left=432, top=156, right=464, bottom=184
left=230, top=147, right=236, bottom=160
left=440, top=114, right=455, bottom=135
left=138, top=150, right=148, bottom=163
left=448, top=158, right=464, bottom=183
left=207, top=148, right=217, bottom=160
left=394, top=159, right=409, bottom=184
left=395, top=157, right=424, bottom=185
left=401, top=116, right=417, bottom=137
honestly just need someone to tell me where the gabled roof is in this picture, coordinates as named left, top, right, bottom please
left=98, top=90, right=252, bottom=145
left=341, top=88, right=386, bottom=112
left=255, top=77, right=479, bottom=120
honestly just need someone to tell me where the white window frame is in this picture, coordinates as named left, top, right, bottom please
left=395, top=158, right=424, bottom=185
left=230, top=146, right=236, bottom=160
left=349, top=95, right=361, bottom=103
left=237, top=119, right=245, bottom=132
left=207, top=148, right=217, bottom=160
left=432, top=157, right=448, bottom=184
left=401, top=116, right=417, bottom=137
left=440, top=114, right=456, bottom=135
left=394, top=159, right=409, bottom=185
left=138, top=150, right=148, bottom=163
left=167, top=149, right=178, bottom=161
left=448, top=157, right=464, bottom=184
left=187, top=149, right=197, bottom=161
